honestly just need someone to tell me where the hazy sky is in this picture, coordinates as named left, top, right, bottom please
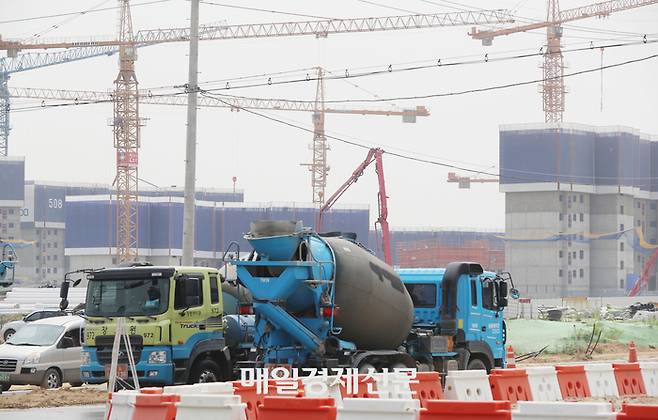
left=3, top=1, right=658, bottom=230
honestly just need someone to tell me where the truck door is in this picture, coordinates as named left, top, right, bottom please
left=479, top=277, right=504, bottom=360
left=466, top=278, right=483, bottom=342
left=171, top=273, right=206, bottom=345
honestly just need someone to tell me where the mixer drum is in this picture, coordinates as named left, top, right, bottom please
left=324, top=237, right=414, bottom=350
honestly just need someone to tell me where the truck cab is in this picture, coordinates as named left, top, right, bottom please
left=79, top=266, right=232, bottom=386
left=399, top=262, right=513, bottom=372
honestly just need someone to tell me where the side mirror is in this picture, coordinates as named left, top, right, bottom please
left=510, top=288, right=520, bottom=300
left=59, top=281, right=70, bottom=299
left=499, top=281, right=508, bottom=298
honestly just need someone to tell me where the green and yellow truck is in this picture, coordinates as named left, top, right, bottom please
left=76, top=265, right=248, bottom=386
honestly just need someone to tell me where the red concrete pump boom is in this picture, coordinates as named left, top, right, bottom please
left=316, top=148, right=392, bottom=266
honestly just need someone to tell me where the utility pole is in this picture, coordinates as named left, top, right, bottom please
left=182, top=0, right=199, bottom=266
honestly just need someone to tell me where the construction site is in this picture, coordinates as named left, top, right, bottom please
left=1, top=1, right=658, bottom=419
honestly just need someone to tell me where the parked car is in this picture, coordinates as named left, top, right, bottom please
left=0, top=310, right=67, bottom=342
left=0, top=315, right=84, bottom=391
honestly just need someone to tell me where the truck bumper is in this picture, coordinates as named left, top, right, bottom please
left=81, top=346, right=173, bottom=385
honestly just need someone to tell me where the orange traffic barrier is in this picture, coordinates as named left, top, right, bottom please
left=258, top=397, right=336, bottom=420
left=232, top=382, right=265, bottom=420
left=410, top=371, right=443, bottom=408
left=628, top=341, right=638, bottom=363
left=488, top=368, right=532, bottom=403
left=131, top=390, right=178, bottom=420
left=506, top=346, right=517, bottom=369
left=555, top=365, right=591, bottom=400
left=617, top=403, right=658, bottom=419
left=420, top=400, right=512, bottom=420
left=613, top=363, right=647, bottom=396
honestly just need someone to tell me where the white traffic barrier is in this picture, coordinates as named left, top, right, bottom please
left=444, top=369, right=493, bottom=401
left=525, top=366, right=562, bottom=401
left=164, top=381, right=235, bottom=395
left=302, top=374, right=345, bottom=407
left=372, top=372, right=414, bottom=399
left=584, top=364, right=619, bottom=398
left=107, top=390, right=138, bottom=420
left=512, top=401, right=615, bottom=420
left=337, top=398, right=420, bottom=420
left=640, top=361, right=658, bottom=397
left=175, top=394, right=247, bottom=420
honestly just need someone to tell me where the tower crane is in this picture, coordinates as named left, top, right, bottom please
left=1, top=5, right=513, bottom=261
left=470, top=0, right=658, bottom=122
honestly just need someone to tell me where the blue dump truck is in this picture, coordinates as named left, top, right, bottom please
left=229, top=221, right=517, bottom=375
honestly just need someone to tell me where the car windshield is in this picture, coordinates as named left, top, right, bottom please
left=86, top=277, right=170, bottom=317
left=6, top=324, right=64, bottom=346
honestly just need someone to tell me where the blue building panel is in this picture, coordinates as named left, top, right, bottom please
left=0, top=159, right=25, bottom=201
left=65, top=200, right=114, bottom=248
left=501, top=126, right=653, bottom=189
left=33, top=185, right=66, bottom=224
left=639, top=139, right=651, bottom=191
left=195, top=206, right=214, bottom=252
left=148, top=202, right=173, bottom=250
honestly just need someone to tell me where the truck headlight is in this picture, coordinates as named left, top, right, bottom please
left=23, top=353, right=40, bottom=365
left=148, top=351, right=167, bottom=364
left=81, top=351, right=91, bottom=365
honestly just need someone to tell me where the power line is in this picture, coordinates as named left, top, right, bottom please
left=24, top=0, right=113, bottom=40
left=194, top=39, right=658, bottom=96
left=0, top=0, right=173, bottom=25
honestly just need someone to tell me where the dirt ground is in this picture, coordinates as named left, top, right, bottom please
left=522, top=343, right=658, bottom=364
left=0, top=386, right=106, bottom=409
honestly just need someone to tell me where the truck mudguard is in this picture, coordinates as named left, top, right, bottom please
left=439, top=262, right=483, bottom=336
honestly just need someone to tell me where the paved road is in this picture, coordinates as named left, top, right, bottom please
left=0, top=405, right=105, bottom=420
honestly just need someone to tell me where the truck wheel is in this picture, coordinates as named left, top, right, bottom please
left=466, top=357, right=488, bottom=372
left=41, top=368, right=62, bottom=389
left=3, top=329, right=15, bottom=342
left=1, top=383, right=10, bottom=392
left=189, top=359, right=221, bottom=383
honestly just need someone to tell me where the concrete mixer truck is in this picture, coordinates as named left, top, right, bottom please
left=228, top=221, right=516, bottom=375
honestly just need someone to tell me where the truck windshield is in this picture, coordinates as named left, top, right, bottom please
left=86, top=278, right=170, bottom=317
left=6, top=324, right=64, bottom=346
left=404, top=283, right=436, bottom=308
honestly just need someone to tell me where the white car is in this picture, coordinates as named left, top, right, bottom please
left=1, top=310, right=67, bottom=342
left=0, top=315, right=84, bottom=391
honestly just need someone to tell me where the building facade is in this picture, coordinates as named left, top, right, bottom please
left=501, top=123, right=658, bottom=298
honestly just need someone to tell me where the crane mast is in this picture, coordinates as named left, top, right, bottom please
left=113, top=0, right=140, bottom=262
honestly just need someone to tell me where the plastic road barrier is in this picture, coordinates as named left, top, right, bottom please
left=555, top=366, right=591, bottom=400
left=512, top=401, right=615, bottom=420
left=489, top=368, right=533, bottom=403
left=525, top=366, right=562, bottom=401
left=612, top=363, right=647, bottom=397
left=583, top=364, right=619, bottom=398
left=444, top=369, right=493, bottom=401
left=420, top=400, right=512, bottom=420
